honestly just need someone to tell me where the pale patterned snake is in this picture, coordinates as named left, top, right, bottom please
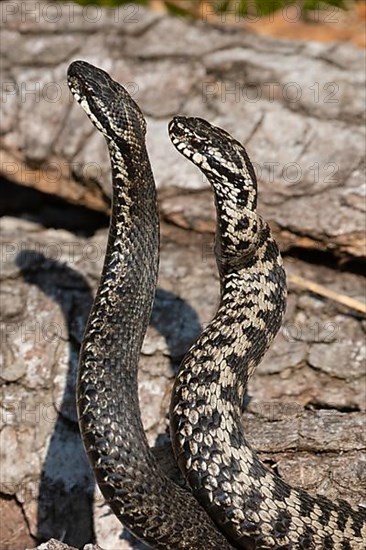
left=67, top=61, right=366, bottom=549
left=168, top=118, right=366, bottom=549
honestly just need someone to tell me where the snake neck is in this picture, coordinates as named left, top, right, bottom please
left=78, top=139, right=159, bottom=457
left=214, top=208, right=265, bottom=280
left=97, top=143, right=158, bottom=314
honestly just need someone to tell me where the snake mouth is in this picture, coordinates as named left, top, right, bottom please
left=67, top=60, right=116, bottom=99
left=169, top=116, right=245, bottom=168
left=67, top=60, right=117, bottom=140
left=169, top=115, right=257, bottom=197
left=168, top=116, right=215, bottom=168
left=67, top=60, right=109, bottom=106
left=169, top=115, right=208, bottom=145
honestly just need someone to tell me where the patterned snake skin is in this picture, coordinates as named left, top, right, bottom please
left=168, top=117, right=366, bottom=549
left=67, top=61, right=365, bottom=549
left=67, top=60, right=233, bottom=550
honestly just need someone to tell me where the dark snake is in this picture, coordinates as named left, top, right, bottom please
left=67, top=61, right=366, bottom=549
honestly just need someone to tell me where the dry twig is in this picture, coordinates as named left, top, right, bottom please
left=289, top=273, right=366, bottom=314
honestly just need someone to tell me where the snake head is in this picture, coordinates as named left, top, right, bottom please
left=169, top=116, right=265, bottom=268
left=67, top=60, right=146, bottom=147
left=168, top=116, right=257, bottom=212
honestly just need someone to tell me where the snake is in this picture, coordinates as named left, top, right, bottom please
left=67, top=60, right=233, bottom=550
left=67, top=60, right=366, bottom=549
left=168, top=117, right=366, bottom=549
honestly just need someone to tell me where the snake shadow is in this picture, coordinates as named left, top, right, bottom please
left=16, top=250, right=95, bottom=547
left=16, top=249, right=202, bottom=549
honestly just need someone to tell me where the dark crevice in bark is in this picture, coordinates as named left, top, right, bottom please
left=0, top=179, right=109, bottom=236
left=283, top=245, right=365, bottom=276
left=304, top=401, right=361, bottom=413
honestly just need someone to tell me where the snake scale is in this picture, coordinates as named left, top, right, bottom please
left=67, top=61, right=366, bottom=549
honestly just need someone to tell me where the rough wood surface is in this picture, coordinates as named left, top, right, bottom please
left=0, top=1, right=365, bottom=549
left=1, top=0, right=365, bottom=258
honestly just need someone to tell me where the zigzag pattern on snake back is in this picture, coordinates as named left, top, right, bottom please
left=168, top=116, right=366, bottom=549
left=67, top=60, right=233, bottom=550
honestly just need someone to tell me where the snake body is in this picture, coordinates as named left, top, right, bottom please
left=68, top=61, right=365, bottom=549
